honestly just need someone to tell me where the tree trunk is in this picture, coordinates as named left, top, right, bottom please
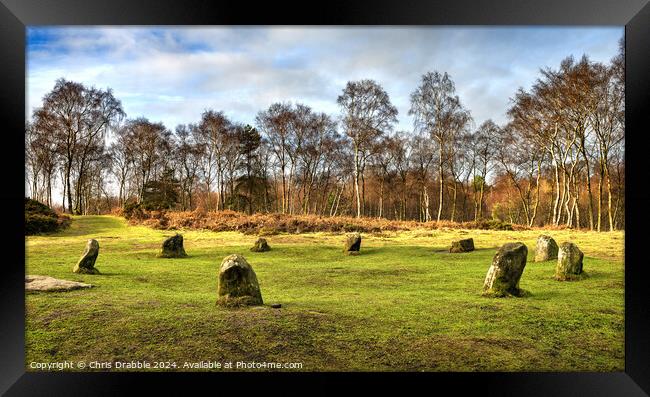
left=66, top=161, right=73, bottom=214
left=605, top=164, right=614, bottom=231
left=437, top=153, right=444, bottom=222
left=46, top=173, right=52, bottom=208
left=529, top=161, right=542, bottom=227
left=450, top=180, right=457, bottom=222
left=281, top=164, right=287, bottom=214
left=583, top=151, right=595, bottom=230
left=423, top=183, right=431, bottom=222
left=478, top=177, right=485, bottom=218
left=551, top=150, right=560, bottom=225
left=378, top=178, right=384, bottom=218
left=597, top=161, right=604, bottom=232
left=353, top=145, right=361, bottom=218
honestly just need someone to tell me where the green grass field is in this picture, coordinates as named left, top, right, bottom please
left=25, top=215, right=624, bottom=372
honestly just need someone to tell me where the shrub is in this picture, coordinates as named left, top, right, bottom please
left=25, top=198, right=57, bottom=218
left=25, top=198, right=71, bottom=235
left=258, top=226, right=280, bottom=236
left=124, top=209, right=530, bottom=234
left=123, top=202, right=146, bottom=220
left=475, top=218, right=514, bottom=231
left=342, top=223, right=360, bottom=232
left=25, top=213, right=59, bottom=235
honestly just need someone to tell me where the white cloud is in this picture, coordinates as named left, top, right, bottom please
left=27, top=26, right=623, bottom=131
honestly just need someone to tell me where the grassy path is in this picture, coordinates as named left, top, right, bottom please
left=25, top=216, right=624, bottom=371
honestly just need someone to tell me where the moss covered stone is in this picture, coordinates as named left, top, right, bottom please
left=250, top=238, right=271, bottom=252
left=73, top=239, right=100, bottom=274
left=217, top=254, right=263, bottom=307
left=158, top=233, right=187, bottom=258
left=555, top=242, right=584, bottom=280
left=482, top=242, right=528, bottom=297
left=535, top=235, right=559, bottom=262
left=450, top=238, right=475, bottom=253
left=344, top=232, right=362, bottom=255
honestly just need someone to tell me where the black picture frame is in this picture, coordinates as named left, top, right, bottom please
left=2, top=0, right=649, bottom=395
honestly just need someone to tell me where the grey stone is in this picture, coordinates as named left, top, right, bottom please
left=217, top=254, right=263, bottom=307
left=250, top=238, right=271, bottom=252
left=450, top=238, right=475, bottom=253
left=344, top=232, right=361, bottom=255
left=73, top=239, right=100, bottom=274
left=26, top=275, right=93, bottom=292
left=158, top=233, right=187, bottom=258
left=556, top=242, right=584, bottom=280
left=483, top=242, right=528, bottom=297
left=535, top=235, right=559, bottom=262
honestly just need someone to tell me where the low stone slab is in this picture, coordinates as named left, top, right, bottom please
left=159, top=233, right=188, bottom=258
left=344, top=232, right=361, bottom=255
left=250, top=238, right=271, bottom=252
left=26, top=275, right=93, bottom=292
left=483, top=242, right=528, bottom=297
left=450, top=238, right=475, bottom=253
left=217, top=254, right=263, bottom=307
left=73, top=239, right=100, bottom=274
left=535, top=235, right=558, bottom=262
left=555, top=242, right=585, bottom=280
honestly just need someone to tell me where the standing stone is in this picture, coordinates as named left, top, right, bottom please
left=250, top=238, right=271, bottom=252
left=534, top=235, right=559, bottom=262
left=344, top=232, right=361, bottom=255
left=73, top=239, right=100, bottom=274
left=217, top=254, right=263, bottom=307
left=158, top=233, right=187, bottom=258
left=555, top=242, right=584, bottom=280
left=483, top=242, right=528, bottom=297
left=450, top=238, right=475, bottom=253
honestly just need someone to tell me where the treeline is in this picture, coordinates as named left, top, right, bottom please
left=26, top=44, right=624, bottom=230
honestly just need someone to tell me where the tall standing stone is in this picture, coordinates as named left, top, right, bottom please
left=158, top=233, right=187, bottom=258
left=483, top=242, right=528, bottom=297
left=555, top=242, right=584, bottom=280
left=217, top=254, right=263, bottom=307
left=344, top=232, right=361, bottom=255
left=450, top=238, right=475, bottom=253
left=73, top=239, right=100, bottom=274
left=534, top=235, right=559, bottom=262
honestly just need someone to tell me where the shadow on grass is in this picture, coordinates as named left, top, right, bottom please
left=80, top=272, right=118, bottom=277
left=349, top=248, right=380, bottom=256
left=525, top=290, right=562, bottom=300
left=431, top=247, right=497, bottom=253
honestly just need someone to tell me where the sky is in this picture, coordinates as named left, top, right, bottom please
left=26, top=26, right=623, bottom=134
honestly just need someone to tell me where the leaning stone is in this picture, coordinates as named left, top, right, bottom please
left=534, top=235, right=559, bottom=262
left=555, top=242, right=584, bottom=280
left=483, top=242, right=528, bottom=297
left=250, top=238, right=271, bottom=252
left=450, top=238, right=475, bottom=253
left=217, top=254, right=263, bottom=307
left=158, top=233, right=187, bottom=258
left=73, top=239, right=100, bottom=274
left=26, top=275, right=93, bottom=292
left=344, top=232, right=361, bottom=255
